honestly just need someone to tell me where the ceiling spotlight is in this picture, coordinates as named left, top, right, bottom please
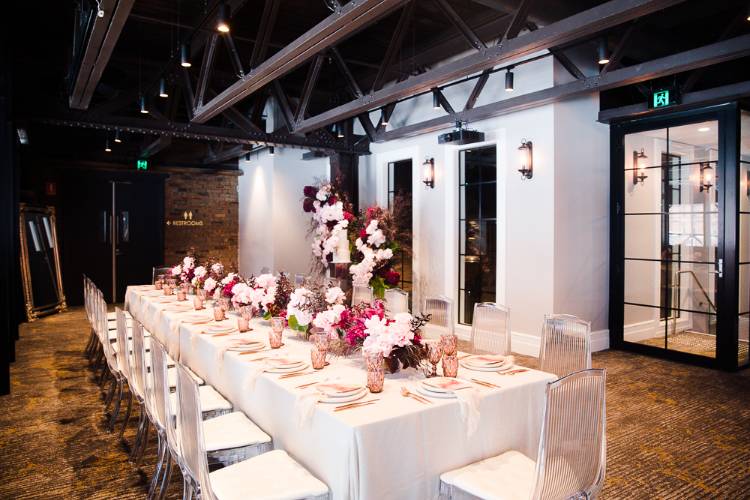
left=16, top=128, right=29, bottom=145
left=381, top=109, right=389, bottom=126
left=180, top=43, right=192, bottom=68
left=432, top=90, right=441, bottom=110
left=597, top=39, right=610, bottom=65
left=105, top=139, right=112, bottom=153
left=505, top=68, right=514, bottom=92
left=336, top=123, right=345, bottom=138
left=139, top=95, right=149, bottom=114
left=698, top=126, right=710, bottom=132
left=159, top=78, right=168, bottom=98
left=269, top=146, right=275, bottom=156
left=244, top=153, right=251, bottom=161
left=216, top=3, right=231, bottom=33
left=114, top=130, right=122, bottom=143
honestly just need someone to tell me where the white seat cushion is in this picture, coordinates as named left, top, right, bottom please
left=170, top=385, right=232, bottom=414
left=440, top=450, right=536, bottom=500
left=203, top=411, right=271, bottom=452
left=209, top=450, right=328, bottom=500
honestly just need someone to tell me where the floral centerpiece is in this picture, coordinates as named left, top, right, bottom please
left=171, top=256, right=196, bottom=285
left=230, top=281, right=255, bottom=310
left=286, top=279, right=345, bottom=334
left=250, top=273, right=294, bottom=320
left=218, top=272, right=241, bottom=300
left=349, top=206, right=404, bottom=297
left=303, top=181, right=356, bottom=271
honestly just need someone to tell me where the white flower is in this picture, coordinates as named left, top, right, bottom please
left=375, top=248, right=393, bottom=261
left=293, top=310, right=313, bottom=327
left=261, top=285, right=277, bottom=308
left=316, top=185, right=330, bottom=201
left=182, top=256, right=195, bottom=269
left=204, top=277, right=217, bottom=292
left=362, top=316, right=393, bottom=357
left=193, top=266, right=207, bottom=279
left=255, top=273, right=276, bottom=290
left=312, top=304, right=345, bottom=336
left=325, top=287, right=346, bottom=305
left=211, top=262, right=224, bottom=275
left=318, top=201, right=344, bottom=223
left=171, top=265, right=182, bottom=276
left=365, top=219, right=379, bottom=235
left=367, top=229, right=386, bottom=248
left=221, top=273, right=236, bottom=285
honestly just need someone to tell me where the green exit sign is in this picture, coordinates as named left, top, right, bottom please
left=649, top=87, right=680, bottom=109
left=136, top=159, right=148, bottom=171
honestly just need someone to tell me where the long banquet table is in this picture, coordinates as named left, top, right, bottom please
left=125, top=285, right=555, bottom=500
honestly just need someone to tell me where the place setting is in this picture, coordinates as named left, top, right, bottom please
left=459, top=354, right=520, bottom=374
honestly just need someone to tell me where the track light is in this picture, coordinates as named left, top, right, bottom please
left=180, top=43, right=192, bottom=68
left=139, top=95, right=149, bottom=114
left=269, top=146, right=275, bottom=156
left=597, top=39, right=610, bottom=65
left=336, top=123, right=344, bottom=138
left=432, top=90, right=441, bottom=110
left=505, top=69, right=514, bottom=92
left=159, top=78, right=168, bottom=98
left=216, top=3, right=230, bottom=33
left=381, top=109, right=389, bottom=127
left=104, top=139, right=112, bottom=153
left=114, top=130, right=122, bottom=143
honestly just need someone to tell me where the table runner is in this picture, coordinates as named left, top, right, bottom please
left=125, top=285, right=555, bottom=500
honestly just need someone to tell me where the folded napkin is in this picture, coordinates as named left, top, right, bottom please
left=454, top=387, right=481, bottom=438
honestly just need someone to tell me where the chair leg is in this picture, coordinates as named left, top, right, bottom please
left=130, top=410, right=146, bottom=461
left=183, top=478, right=193, bottom=500
left=107, top=379, right=124, bottom=431
left=148, top=434, right=166, bottom=500
left=158, top=453, right=174, bottom=500
left=103, top=376, right=117, bottom=407
left=118, top=391, right=134, bottom=440
left=135, top=420, right=150, bottom=466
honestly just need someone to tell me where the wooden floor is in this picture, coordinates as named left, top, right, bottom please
left=1, top=308, right=749, bottom=499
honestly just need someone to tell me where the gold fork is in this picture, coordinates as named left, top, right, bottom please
left=400, top=386, right=432, bottom=404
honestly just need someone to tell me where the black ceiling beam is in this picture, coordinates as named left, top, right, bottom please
left=464, top=71, right=490, bottom=110
left=524, top=21, right=585, bottom=80
left=69, top=0, right=135, bottom=110
left=224, top=34, right=246, bottom=78
left=501, top=0, right=536, bottom=41
left=195, top=34, right=220, bottom=109
left=331, top=47, right=364, bottom=98
left=36, top=115, right=370, bottom=154
left=433, top=88, right=455, bottom=114
left=249, top=0, right=280, bottom=69
left=373, top=33, right=750, bottom=142
left=600, top=21, right=637, bottom=74
left=370, top=1, right=416, bottom=92
left=272, top=81, right=297, bottom=132
left=294, top=0, right=687, bottom=134
left=433, top=0, right=486, bottom=51
left=181, top=67, right=196, bottom=120
left=192, top=0, right=409, bottom=124
left=204, top=144, right=252, bottom=164
left=295, top=55, right=325, bottom=124
left=141, top=136, right=172, bottom=158
left=190, top=0, right=250, bottom=59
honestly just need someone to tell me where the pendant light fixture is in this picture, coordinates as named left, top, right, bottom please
left=114, top=130, right=122, bottom=143
left=216, top=2, right=230, bottom=33
left=505, top=68, right=514, bottom=92
left=380, top=108, right=389, bottom=127
left=597, top=38, right=610, bottom=65
left=139, top=95, right=149, bottom=114
left=159, top=78, right=168, bottom=98
left=180, top=43, right=192, bottom=68
left=269, top=146, right=275, bottom=156
left=432, top=90, right=441, bottom=110
left=104, top=139, right=112, bottom=152
left=336, top=123, right=345, bottom=138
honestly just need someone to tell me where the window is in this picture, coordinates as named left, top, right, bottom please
left=387, top=159, right=413, bottom=296
left=458, top=146, right=497, bottom=324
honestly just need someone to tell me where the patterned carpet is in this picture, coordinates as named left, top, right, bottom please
left=1, top=309, right=749, bottom=499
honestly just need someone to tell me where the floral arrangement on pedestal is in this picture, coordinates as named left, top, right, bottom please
left=302, top=181, right=356, bottom=272
left=348, top=206, right=403, bottom=298
left=171, top=256, right=196, bottom=285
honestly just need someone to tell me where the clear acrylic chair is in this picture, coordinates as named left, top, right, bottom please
left=352, top=285, right=374, bottom=306
left=114, top=308, right=137, bottom=438
left=152, top=266, right=173, bottom=284
left=539, top=314, right=592, bottom=378
left=470, top=303, right=511, bottom=355
left=130, top=320, right=154, bottom=464
left=384, top=288, right=409, bottom=315
left=440, top=368, right=607, bottom=500
left=175, top=364, right=329, bottom=500
left=422, top=296, right=453, bottom=340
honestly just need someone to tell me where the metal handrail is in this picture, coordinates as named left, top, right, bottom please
left=675, top=270, right=717, bottom=313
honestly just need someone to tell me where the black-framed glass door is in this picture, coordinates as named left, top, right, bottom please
left=610, top=103, right=746, bottom=370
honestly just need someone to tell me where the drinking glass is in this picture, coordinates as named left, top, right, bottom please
left=194, top=288, right=206, bottom=310
left=365, top=352, right=385, bottom=393
left=176, top=283, right=188, bottom=301
left=218, top=297, right=230, bottom=313
left=426, top=340, right=443, bottom=378
left=163, top=283, right=174, bottom=296
left=442, top=352, right=458, bottom=377
left=440, top=333, right=458, bottom=356
left=310, top=330, right=329, bottom=370
left=154, top=278, right=164, bottom=290
left=213, top=304, right=226, bottom=321
left=269, top=317, right=285, bottom=349
left=238, top=305, right=252, bottom=332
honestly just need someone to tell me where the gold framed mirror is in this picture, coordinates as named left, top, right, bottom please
left=19, top=204, right=67, bottom=321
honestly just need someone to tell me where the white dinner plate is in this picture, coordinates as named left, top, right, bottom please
left=227, top=341, right=266, bottom=352
left=206, top=324, right=237, bottom=334
left=421, top=377, right=472, bottom=393
left=316, top=383, right=364, bottom=398
left=463, top=354, right=507, bottom=367
left=416, top=385, right=456, bottom=399
left=461, top=360, right=514, bottom=372
left=318, top=387, right=367, bottom=404
left=182, top=315, right=213, bottom=324
left=265, top=362, right=309, bottom=374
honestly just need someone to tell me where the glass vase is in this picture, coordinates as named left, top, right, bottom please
left=310, top=331, right=329, bottom=370
left=442, top=352, right=458, bottom=377
left=269, top=316, right=285, bottom=349
left=364, top=352, right=385, bottom=393
left=238, top=305, right=253, bottom=332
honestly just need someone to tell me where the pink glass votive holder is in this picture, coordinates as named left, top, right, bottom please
left=269, top=316, right=285, bottom=349
left=440, top=333, right=458, bottom=356
left=238, top=316, right=250, bottom=333
left=442, top=352, right=459, bottom=377
left=365, top=352, right=385, bottom=393
left=310, top=332, right=329, bottom=370
left=213, top=305, right=226, bottom=321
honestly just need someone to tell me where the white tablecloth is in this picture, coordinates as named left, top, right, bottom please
left=125, top=285, right=555, bottom=500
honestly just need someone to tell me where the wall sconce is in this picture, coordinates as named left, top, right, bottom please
left=422, top=157, right=435, bottom=188
left=633, top=149, right=648, bottom=184
left=518, top=140, right=533, bottom=179
left=699, top=162, right=714, bottom=192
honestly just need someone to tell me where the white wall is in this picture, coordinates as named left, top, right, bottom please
left=238, top=149, right=329, bottom=276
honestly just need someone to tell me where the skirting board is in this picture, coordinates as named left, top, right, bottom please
left=510, top=330, right=610, bottom=358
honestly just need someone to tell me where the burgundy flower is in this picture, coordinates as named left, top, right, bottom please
left=359, top=229, right=367, bottom=239
left=328, top=196, right=337, bottom=205
left=303, top=198, right=315, bottom=213
left=384, top=270, right=400, bottom=287
left=343, top=211, right=354, bottom=221
left=303, top=185, right=316, bottom=197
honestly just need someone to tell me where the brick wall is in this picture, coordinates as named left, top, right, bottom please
left=163, top=170, right=239, bottom=269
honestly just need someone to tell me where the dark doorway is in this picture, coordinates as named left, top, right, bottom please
left=387, top=159, right=413, bottom=299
